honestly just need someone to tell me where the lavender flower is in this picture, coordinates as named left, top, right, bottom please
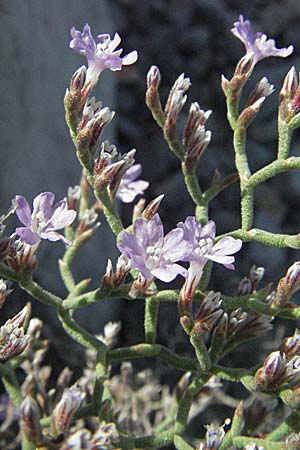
left=231, top=15, right=293, bottom=65
left=118, top=214, right=193, bottom=282
left=70, top=24, right=138, bottom=92
left=116, top=164, right=149, bottom=203
left=177, top=216, right=242, bottom=270
left=14, top=192, right=76, bottom=245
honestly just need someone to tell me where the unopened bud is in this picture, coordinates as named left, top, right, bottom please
left=194, top=291, right=223, bottom=334
left=246, top=77, right=274, bottom=108
left=237, top=97, right=266, bottom=128
left=285, top=432, right=300, bottom=450
left=249, top=265, right=265, bottom=290
left=281, top=329, right=300, bottom=358
left=129, top=274, right=154, bottom=299
left=234, top=53, right=255, bottom=78
left=76, top=208, right=99, bottom=235
left=132, top=198, right=146, bottom=221
left=115, top=254, right=131, bottom=287
left=7, top=240, right=39, bottom=279
left=146, top=66, right=165, bottom=126
left=70, top=65, right=86, bottom=93
left=67, top=185, right=81, bottom=212
left=236, top=277, right=252, bottom=296
left=199, top=423, right=226, bottom=450
left=101, top=321, right=121, bottom=348
left=142, top=195, right=164, bottom=220
left=178, top=263, right=203, bottom=317
left=0, top=304, right=31, bottom=361
left=273, top=261, right=300, bottom=308
left=165, top=73, right=191, bottom=116
left=280, top=66, right=298, bottom=100
left=20, top=396, right=43, bottom=445
left=0, top=279, right=13, bottom=309
left=254, top=351, right=286, bottom=389
left=50, top=385, right=83, bottom=438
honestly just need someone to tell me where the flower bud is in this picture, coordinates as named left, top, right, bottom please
left=249, top=265, right=265, bottom=290
left=0, top=279, right=13, bottom=309
left=236, top=277, right=252, bottom=296
left=254, top=351, right=286, bottom=389
left=281, top=329, right=300, bottom=358
left=194, top=291, right=223, bottom=335
left=7, top=239, right=39, bottom=279
left=273, top=261, right=300, bottom=308
left=246, top=77, right=274, bottom=108
left=142, top=195, right=164, bottom=220
left=197, top=423, right=226, bottom=450
left=237, top=97, right=266, bottom=128
left=67, top=185, right=81, bottom=212
left=285, top=432, right=300, bottom=450
left=20, top=396, right=43, bottom=445
left=165, top=73, right=191, bottom=116
left=145, top=66, right=165, bottom=126
left=128, top=274, right=154, bottom=299
left=0, top=304, right=31, bottom=361
left=50, top=385, right=83, bottom=438
left=64, top=66, right=87, bottom=114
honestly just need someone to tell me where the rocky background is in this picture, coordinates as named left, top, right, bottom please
left=1, top=0, right=300, bottom=443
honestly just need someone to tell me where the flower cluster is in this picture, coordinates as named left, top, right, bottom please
left=118, top=214, right=242, bottom=284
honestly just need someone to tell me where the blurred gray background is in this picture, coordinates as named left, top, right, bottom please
left=1, top=0, right=300, bottom=383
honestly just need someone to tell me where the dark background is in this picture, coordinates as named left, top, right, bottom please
left=1, top=0, right=300, bottom=444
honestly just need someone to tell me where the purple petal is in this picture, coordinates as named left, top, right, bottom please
left=46, top=200, right=76, bottom=230
left=122, top=51, right=138, bottom=65
left=123, top=164, right=142, bottom=182
left=152, top=263, right=187, bottom=282
left=118, top=231, right=144, bottom=258
left=32, top=192, right=55, bottom=221
left=200, top=220, right=216, bottom=239
left=212, top=237, right=242, bottom=255
left=40, top=231, right=71, bottom=245
left=162, top=229, right=193, bottom=261
left=14, top=195, right=32, bottom=226
left=105, top=33, right=121, bottom=52
left=70, top=24, right=96, bottom=59
left=117, top=180, right=149, bottom=203
left=15, top=227, right=40, bottom=245
left=133, top=215, right=163, bottom=249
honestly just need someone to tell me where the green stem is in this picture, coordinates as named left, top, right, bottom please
left=190, top=333, right=211, bottom=371
left=108, top=344, right=198, bottom=371
left=19, top=279, right=62, bottom=308
left=144, top=296, right=159, bottom=344
left=181, top=163, right=208, bottom=223
left=174, top=390, right=193, bottom=435
left=94, top=189, right=123, bottom=236
left=278, top=119, right=293, bottom=159
left=266, top=411, right=300, bottom=441
left=248, top=156, right=300, bottom=189
left=57, top=307, right=105, bottom=351
left=223, top=227, right=300, bottom=249
left=233, top=126, right=253, bottom=230
left=174, top=434, right=194, bottom=450
left=121, top=430, right=174, bottom=449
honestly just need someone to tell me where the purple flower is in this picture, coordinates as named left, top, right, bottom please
left=231, top=15, right=293, bottom=65
left=117, top=214, right=193, bottom=282
left=14, top=192, right=77, bottom=245
left=116, top=164, right=149, bottom=203
left=70, top=24, right=138, bottom=92
left=177, top=216, right=242, bottom=270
